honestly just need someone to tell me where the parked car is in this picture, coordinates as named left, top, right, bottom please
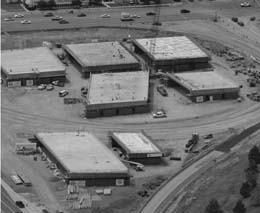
left=37, top=84, right=46, bottom=90
left=15, top=201, right=25, bottom=208
left=180, top=9, right=190, bottom=13
left=52, top=80, right=65, bottom=87
left=4, top=17, right=15, bottom=21
left=153, top=22, right=162, bottom=26
left=81, top=87, right=88, bottom=95
left=240, top=2, right=251, bottom=7
left=69, top=10, right=74, bottom=14
left=59, top=90, right=69, bottom=97
left=153, top=110, right=167, bottom=118
left=21, top=20, right=31, bottom=24
left=52, top=16, right=63, bottom=21
left=77, top=13, right=86, bottom=17
left=46, top=84, right=54, bottom=91
left=146, top=12, right=155, bottom=16
left=14, top=13, right=24, bottom=18
left=100, top=14, right=110, bottom=18
left=44, top=12, right=54, bottom=17
left=157, top=85, right=168, bottom=96
left=59, top=19, right=69, bottom=24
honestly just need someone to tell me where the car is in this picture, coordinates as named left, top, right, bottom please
left=52, top=80, right=65, bottom=87
left=15, top=201, right=25, bottom=208
left=157, top=85, right=168, bottom=96
left=77, top=13, right=86, bottom=17
left=180, top=9, right=190, bottom=13
left=44, top=12, right=54, bottom=17
left=59, top=90, right=69, bottom=97
left=37, top=84, right=46, bottom=90
left=4, top=17, right=15, bottom=21
left=240, top=2, right=251, bottom=7
left=52, top=16, right=63, bottom=21
left=204, top=134, right=213, bottom=139
left=153, top=110, right=167, bottom=118
left=69, top=10, right=74, bottom=14
left=100, top=14, right=110, bottom=18
left=46, top=84, right=54, bottom=91
left=21, top=20, right=31, bottom=24
left=81, top=87, right=88, bottom=95
left=146, top=12, right=155, bottom=16
left=59, top=19, right=69, bottom=24
left=153, top=22, right=162, bottom=26
left=14, top=13, right=24, bottom=18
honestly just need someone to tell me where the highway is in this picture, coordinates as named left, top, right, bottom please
left=1, top=186, right=22, bottom=213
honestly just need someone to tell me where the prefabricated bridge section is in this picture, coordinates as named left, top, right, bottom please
left=167, top=71, right=240, bottom=103
left=35, top=132, right=130, bottom=186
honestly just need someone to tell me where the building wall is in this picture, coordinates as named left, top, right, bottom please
left=83, top=177, right=130, bottom=186
left=190, top=92, right=239, bottom=103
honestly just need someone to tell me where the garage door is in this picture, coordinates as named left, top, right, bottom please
left=26, top=79, right=34, bottom=86
left=7, top=80, right=21, bottom=88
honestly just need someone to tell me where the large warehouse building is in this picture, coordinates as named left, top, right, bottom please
left=133, top=36, right=210, bottom=72
left=64, top=41, right=140, bottom=78
left=85, top=71, right=150, bottom=118
left=167, top=71, right=240, bottom=102
left=35, top=132, right=130, bottom=186
left=110, top=131, right=163, bottom=164
left=1, top=47, right=66, bottom=87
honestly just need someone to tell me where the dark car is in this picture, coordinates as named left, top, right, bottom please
left=146, top=12, right=156, bottom=16
left=59, top=19, right=69, bottom=24
left=77, top=13, right=86, bottom=17
left=157, top=85, right=168, bottom=96
left=180, top=9, right=190, bottom=14
left=153, top=22, right=162, bottom=26
left=44, top=12, right=54, bottom=17
left=15, top=201, right=25, bottom=208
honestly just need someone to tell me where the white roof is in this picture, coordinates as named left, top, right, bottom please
left=134, top=36, right=208, bottom=60
left=173, top=72, right=239, bottom=91
left=65, top=41, right=139, bottom=67
left=1, top=47, right=65, bottom=75
left=112, top=132, right=161, bottom=154
left=88, top=71, right=149, bottom=105
left=36, top=132, right=128, bottom=174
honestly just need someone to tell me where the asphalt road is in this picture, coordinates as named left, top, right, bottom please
left=1, top=186, right=22, bottom=213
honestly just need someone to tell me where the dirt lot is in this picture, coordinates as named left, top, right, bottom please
left=1, top=1, right=260, bottom=213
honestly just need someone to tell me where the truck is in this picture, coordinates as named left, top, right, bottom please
left=121, top=12, right=134, bottom=21
left=185, top=133, right=199, bottom=153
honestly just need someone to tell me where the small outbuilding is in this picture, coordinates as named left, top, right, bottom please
left=1, top=47, right=66, bottom=87
left=109, top=131, right=163, bottom=164
left=133, top=36, right=210, bottom=72
left=64, top=41, right=140, bottom=77
left=167, top=71, right=240, bottom=102
left=35, top=132, right=130, bottom=186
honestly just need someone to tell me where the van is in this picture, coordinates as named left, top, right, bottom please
left=59, top=90, right=69, bottom=97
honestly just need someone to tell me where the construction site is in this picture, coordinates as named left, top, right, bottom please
left=1, top=0, right=260, bottom=213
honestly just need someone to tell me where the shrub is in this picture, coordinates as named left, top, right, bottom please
left=240, top=182, right=251, bottom=198
left=238, top=21, right=244, bottom=27
left=250, top=16, right=256, bottom=21
left=231, top=17, right=238, bottom=22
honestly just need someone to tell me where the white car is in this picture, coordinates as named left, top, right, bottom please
left=240, top=2, right=251, bottom=7
left=4, top=17, right=15, bottom=21
left=14, top=13, right=24, bottom=18
left=130, top=14, right=141, bottom=18
left=100, top=14, right=110, bottom=18
left=21, top=20, right=31, bottom=24
left=152, top=110, right=167, bottom=118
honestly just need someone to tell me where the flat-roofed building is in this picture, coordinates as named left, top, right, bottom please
left=64, top=41, right=140, bottom=78
left=35, top=132, right=130, bottom=186
left=133, top=36, right=210, bottom=72
left=1, top=47, right=66, bottom=87
left=85, top=71, right=150, bottom=118
left=167, top=71, right=240, bottom=102
left=110, top=131, right=163, bottom=164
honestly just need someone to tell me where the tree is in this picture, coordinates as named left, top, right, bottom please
left=233, top=200, right=246, bottom=213
left=248, top=146, right=260, bottom=164
left=251, top=186, right=260, bottom=207
left=47, top=0, right=56, bottom=9
left=71, top=0, right=81, bottom=6
left=240, top=182, right=251, bottom=198
left=37, top=0, right=48, bottom=9
left=248, top=159, right=258, bottom=172
left=205, top=199, right=224, bottom=213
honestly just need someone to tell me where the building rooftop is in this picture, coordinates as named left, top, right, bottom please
left=87, top=71, right=149, bottom=107
left=35, top=132, right=128, bottom=174
left=65, top=41, right=139, bottom=67
left=1, top=47, right=66, bottom=77
left=134, top=36, right=209, bottom=60
left=167, top=71, right=239, bottom=95
left=111, top=132, right=162, bottom=155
